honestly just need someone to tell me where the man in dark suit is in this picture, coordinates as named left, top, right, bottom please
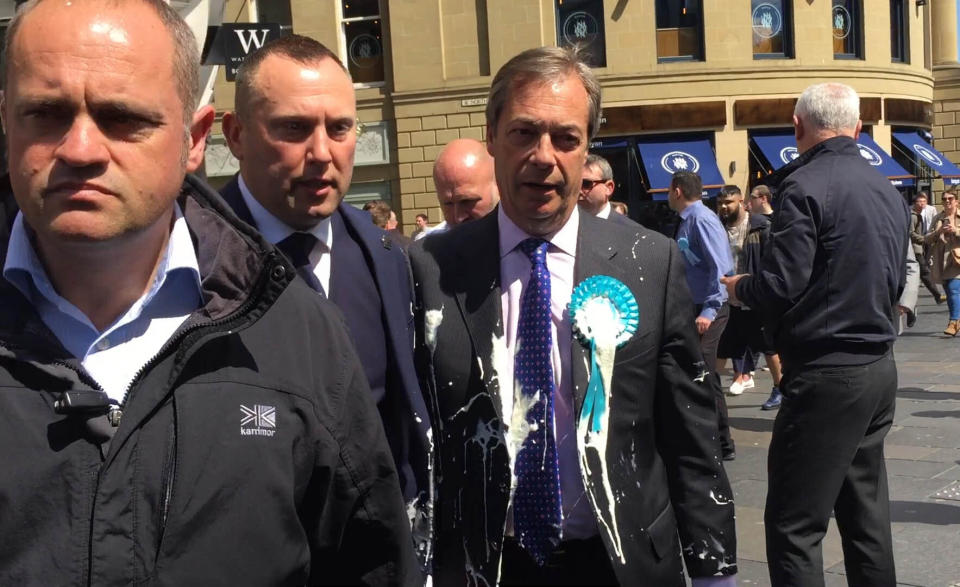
left=218, top=35, right=431, bottom=560
left=578, top=153, right=637, bottom=227
left=410, top=46, right=736, bottom=586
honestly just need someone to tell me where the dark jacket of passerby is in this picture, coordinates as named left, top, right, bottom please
left=0, top=175, right=421, bottom=586
left=910, top=209, right=927, bottom=256
left=739, top=212, right=771, bottom=277
left=736, top=136, right=910, bottom=367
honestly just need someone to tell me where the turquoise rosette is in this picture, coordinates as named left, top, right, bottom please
left=569, top=275, right=639, bottom=434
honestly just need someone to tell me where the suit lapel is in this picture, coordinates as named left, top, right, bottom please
left=571, top=213, right=621, bottom=418
left=451, top=213, right=506, bottom=422
left=218, top=174, right=256, bottom=227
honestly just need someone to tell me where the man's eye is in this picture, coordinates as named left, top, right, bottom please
left=553, top=134, right=581, bottom=151
left=24, top=108, right=67, bottom=123
left=330, top=123, right=353, bottom=138
left=100, top=115, right=152, bottom=135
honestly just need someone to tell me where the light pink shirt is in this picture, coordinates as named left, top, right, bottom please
left=498, top=205, right=597, bottom=540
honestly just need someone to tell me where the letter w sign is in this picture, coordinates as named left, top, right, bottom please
left=217, top=23, right=282, bottom=81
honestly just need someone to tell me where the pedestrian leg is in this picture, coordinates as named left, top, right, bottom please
left=765, top=360, right=884, bottom=587
left=833, top=358, right=897, bottom=587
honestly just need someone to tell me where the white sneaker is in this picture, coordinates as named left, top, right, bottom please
left=728, top=377, right=755, bottom=396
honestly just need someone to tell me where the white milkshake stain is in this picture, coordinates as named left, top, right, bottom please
left=709, top=490, right=733, bottom=506
left=575, top=305, right=626, bottom=564
left=424, top=306, right=444, bottom=353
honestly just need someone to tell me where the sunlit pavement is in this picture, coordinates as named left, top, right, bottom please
left=716, top=293, right=960, bottom=586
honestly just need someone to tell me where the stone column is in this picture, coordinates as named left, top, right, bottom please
left=933, top=0, right=960, bottom=65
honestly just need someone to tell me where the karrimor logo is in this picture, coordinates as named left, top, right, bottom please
left=241, top=404, right=276, bottom=437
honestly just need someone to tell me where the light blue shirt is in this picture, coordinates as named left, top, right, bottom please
left=675, top=200, right=734, bottom=321
left=3, top=205, right=203, bottom=402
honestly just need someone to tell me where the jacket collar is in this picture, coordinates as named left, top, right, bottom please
left=761, top=135, right=858, bottom=191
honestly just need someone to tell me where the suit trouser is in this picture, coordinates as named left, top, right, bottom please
left=696, top=303, right=732, bottom=453
left=765, top=354, right=897, bottom=587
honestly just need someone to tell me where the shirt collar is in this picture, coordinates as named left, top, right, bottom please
left=596, top=202, right=612, bottom=219
left=679, top=199, right=705, bottom=220
left=3, top=203, right=202, bottom=329
left=498, top=203, right=579, bottom=259
left=238, top=173, right=332, bottom=251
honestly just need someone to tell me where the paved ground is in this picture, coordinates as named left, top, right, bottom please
left=719, top=293, right=960, bottom=586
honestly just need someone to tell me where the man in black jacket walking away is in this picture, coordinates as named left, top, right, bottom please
left=0, top=1, right=418, bottom=584
left=725, top=83, right=909, bottom=587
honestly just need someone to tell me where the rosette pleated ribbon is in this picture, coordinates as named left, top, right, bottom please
left=569, top=276, right=639, bottom=433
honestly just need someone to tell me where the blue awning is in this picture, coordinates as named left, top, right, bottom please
left=892, top=131, right=960, bottom=186
left=855, top=134, right=914, bottom=188
left=636, top=137, right=725, bottom=200
left=752, top=132, right=799, bottom=170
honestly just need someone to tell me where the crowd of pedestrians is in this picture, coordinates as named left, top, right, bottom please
left=0, top=2, right=930, bottom=586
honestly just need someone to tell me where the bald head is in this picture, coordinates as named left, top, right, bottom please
left=433, top=139, right=499, bottom=226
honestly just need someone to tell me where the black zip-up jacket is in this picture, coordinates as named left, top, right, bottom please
left=0, top=175, right=420, bottom=586
left=736, top=136, right=909, bottom=367
left=741, top=212, right=770, bottom=276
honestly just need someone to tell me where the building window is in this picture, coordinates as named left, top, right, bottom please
left=555, top=0, right=606, bottom=68
left=832, top=0, right=863, bottom=59
left=752, top=0, right=792, bottom=58
left=257, top=2, right=293, bottom=34
left=341, top=0, right=385, bottom=85
left=655, top=0, right=704, bottom=62
left=891, top=0, right=909, bottom=63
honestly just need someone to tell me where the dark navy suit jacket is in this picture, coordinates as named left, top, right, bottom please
left=219, top=176, right=432, bottom=557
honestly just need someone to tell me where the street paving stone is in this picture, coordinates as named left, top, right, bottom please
left=717, top=294, right=960, bottom=586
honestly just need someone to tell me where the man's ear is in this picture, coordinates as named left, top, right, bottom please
left=853, top=119, right=862, bottom=139
left=793, top=114, right=803, bottom=144
left=221, top=111, right=245, bottom=161
left=185, top=104, right=215, bottom=174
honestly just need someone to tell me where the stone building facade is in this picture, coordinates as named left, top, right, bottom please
left=203, top=0, right=960, bottom=230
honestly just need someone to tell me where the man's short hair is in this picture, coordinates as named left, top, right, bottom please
left=945, top=186, right=958, bottom=196
left=362, top=200, right=393, bottom=229
left=720, top=185, right=742, bottom=198
left=671, top=171, right=702, bottom=201
left=486, top=46, right=602, bottom=140
left=416, top=213, right=428, bottom=221
left=234, top=35, right=346, bottom=120
left=794, top=83, right=860, bottom=133
left=751, top=185, right=772, bottom=200
left=913, top=192, right=928, bottom=203
left=585, top=153, right=613, bottom=181
left=2, top=0, right=201, bottom=124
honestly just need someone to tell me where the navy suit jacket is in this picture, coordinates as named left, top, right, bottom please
left=220, top=176, right=432, bottom=557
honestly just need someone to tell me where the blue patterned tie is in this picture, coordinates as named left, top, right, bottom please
left=513, top=238, right=562, bottom=566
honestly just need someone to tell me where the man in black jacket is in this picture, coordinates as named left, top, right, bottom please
left=725, top=83, right=909, bottom=587
left=716, top=185, right=782, bottom=410
left=0, top=1, right=418, bottom=584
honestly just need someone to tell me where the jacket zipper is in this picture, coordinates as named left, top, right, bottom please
left=126, top=258, right=286, bottom=557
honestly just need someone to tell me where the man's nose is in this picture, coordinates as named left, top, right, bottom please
left=54, top=116, right=110, bottom=167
